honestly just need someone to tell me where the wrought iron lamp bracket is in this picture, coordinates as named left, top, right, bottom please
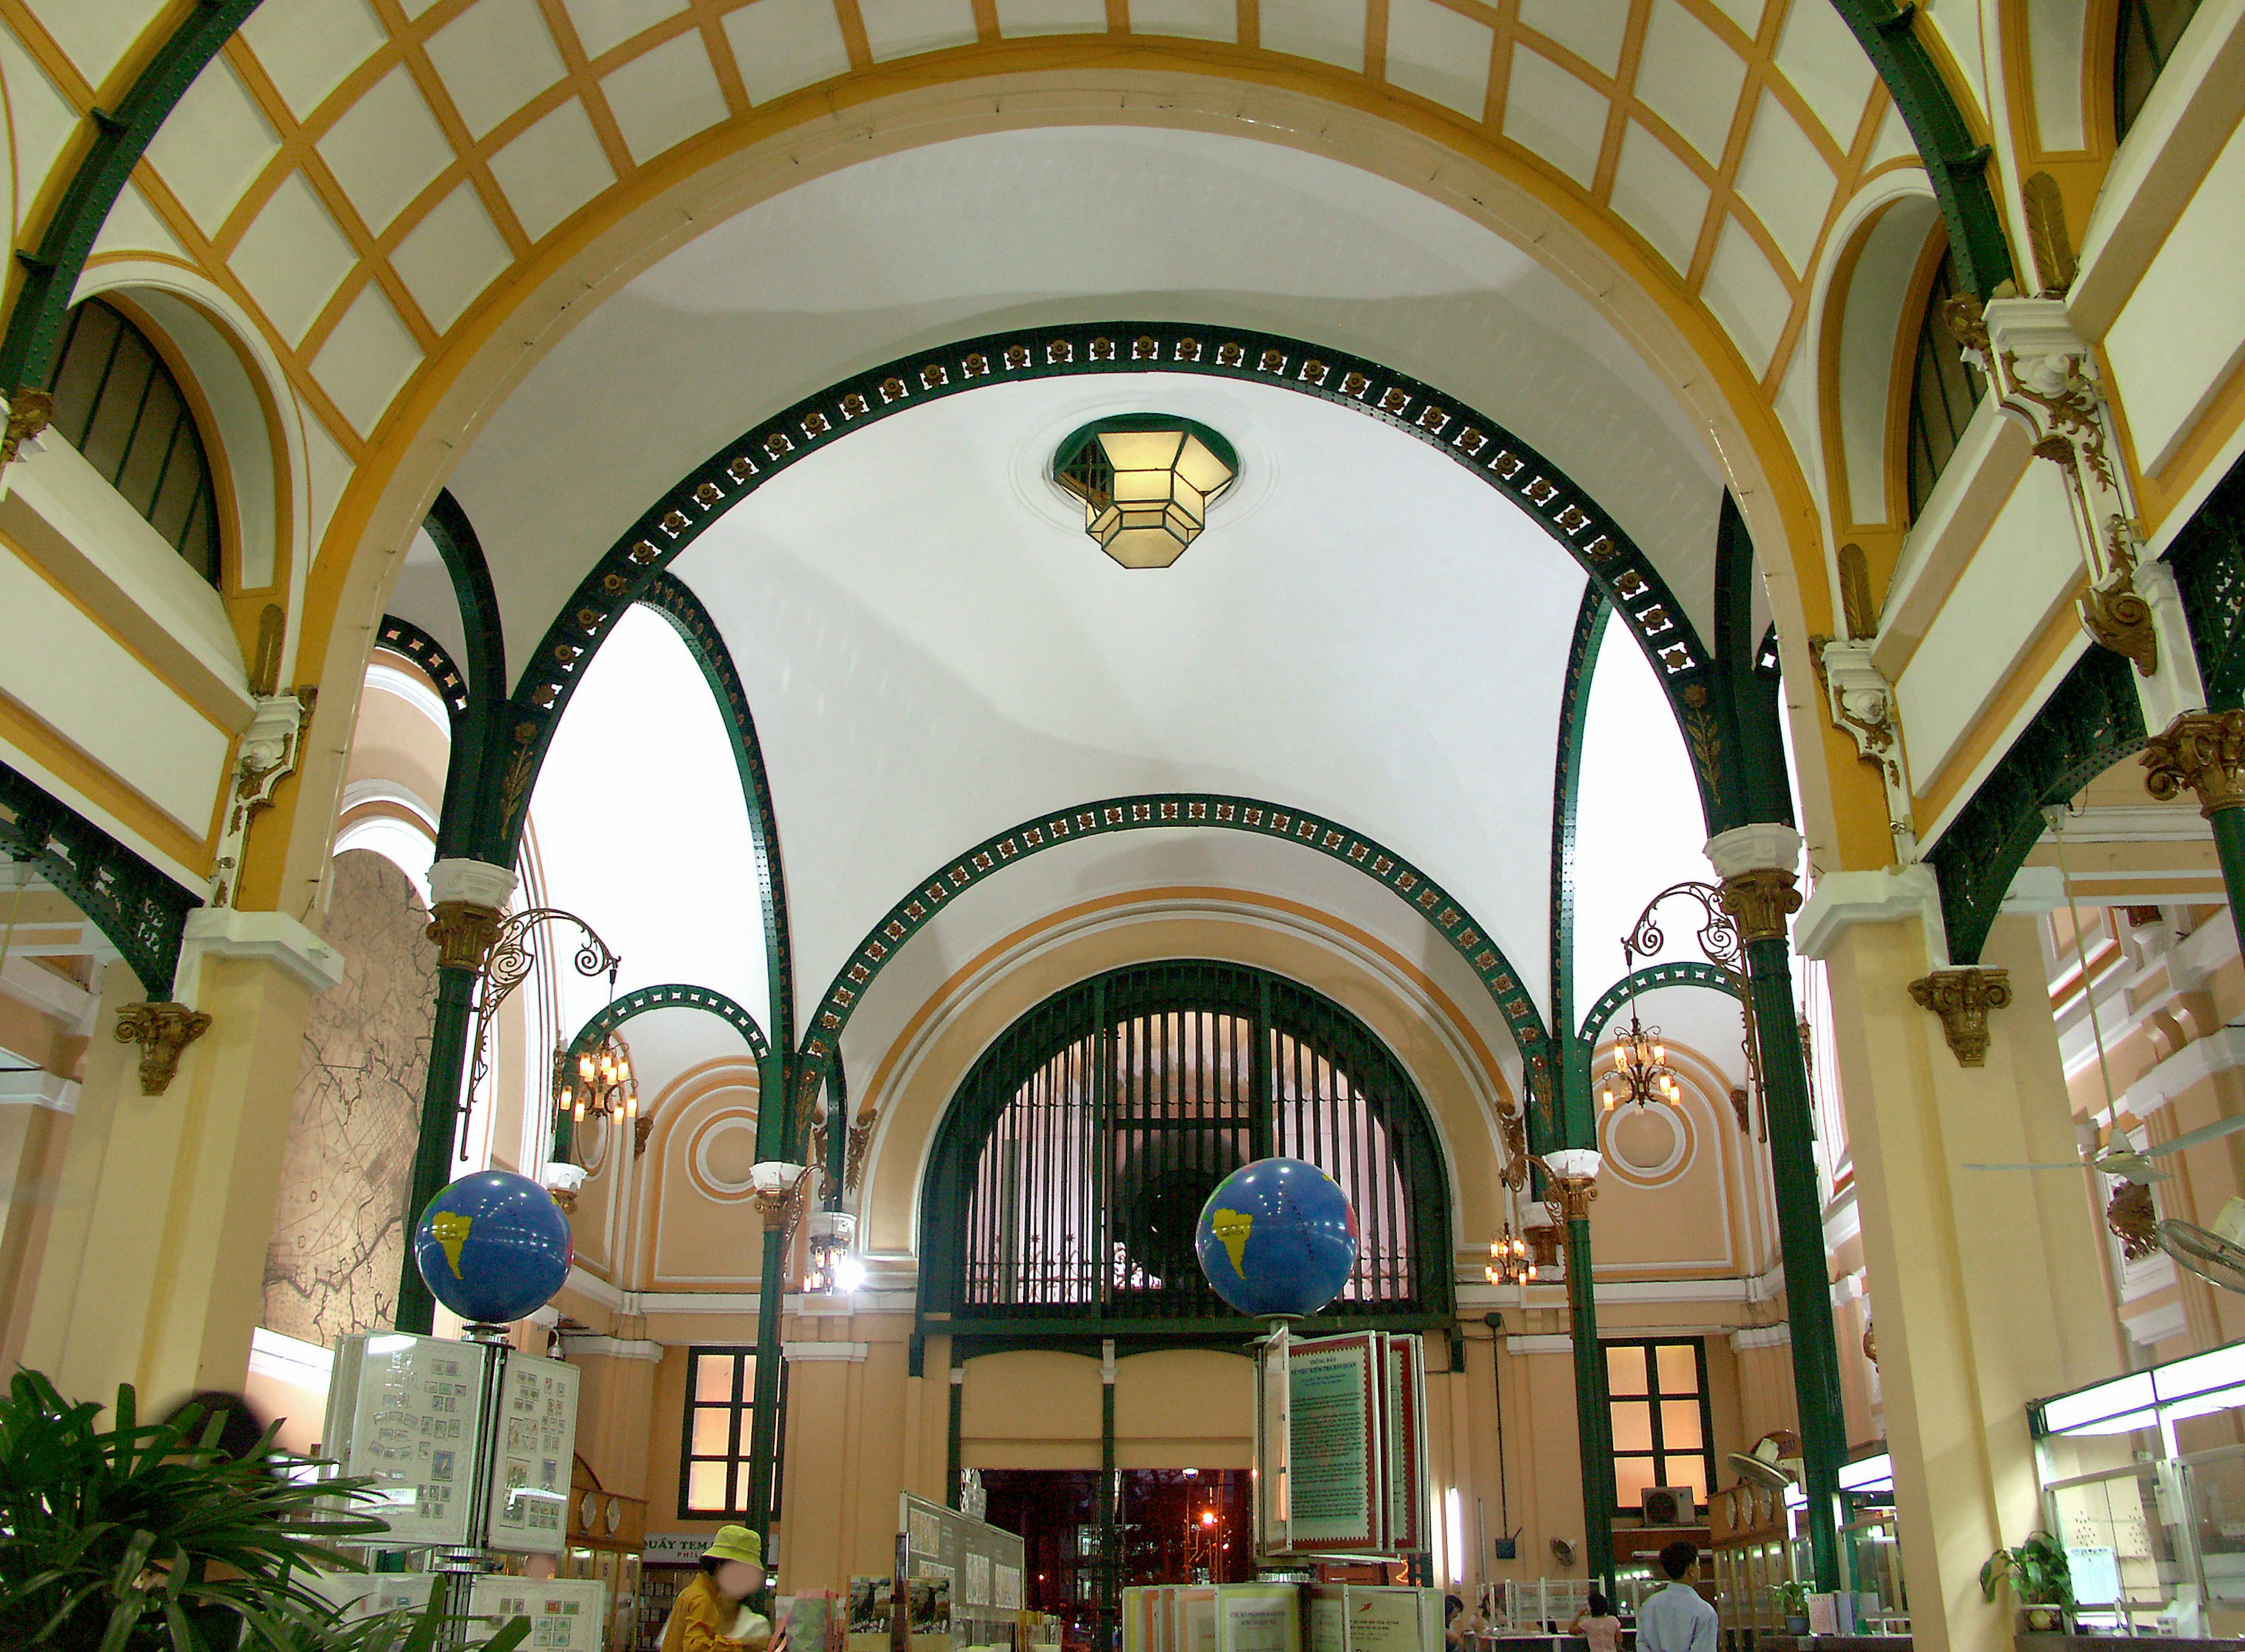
left=464, top=906, right=620, bottom=1156
left=1620, top=881, right=1766, bottom=1136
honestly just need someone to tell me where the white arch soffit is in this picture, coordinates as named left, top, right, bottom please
left=297, top=73, right=1815, bottom=728
left=447, top=120, right=1728, bottom=666
left=524, top=603, right=772, bottom=1043
left=362, top=657, right=453, bottom=738
left=1807, top=168, right=1939, bottom=541
left=332, top=813, right=435, bottom=907
left=858, top=892, right=1512, bottom=1265
left=70, top=257, right=317, bottom=665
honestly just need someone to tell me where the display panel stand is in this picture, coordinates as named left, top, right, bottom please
left=1254, top=1324, right=1428, bottom=1564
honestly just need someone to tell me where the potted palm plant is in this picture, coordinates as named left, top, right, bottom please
left=1979, top=1532, right=2073, bottom=1634
left=0, top=1368, right=530, bottom=1650
left=1770, top=1581, right=1811, bottom=1637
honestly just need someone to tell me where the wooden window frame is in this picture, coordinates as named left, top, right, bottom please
left=1605, top=1336, right=1718, bottom=1517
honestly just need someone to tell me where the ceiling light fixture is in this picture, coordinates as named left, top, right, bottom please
left=1054, top=415, right=1238, bottom=568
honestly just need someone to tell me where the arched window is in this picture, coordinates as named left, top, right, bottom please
left=45, top=298, right=222, bottom=585
left=920, top=961, right=1453, bottom=1327
left=2116, top=0, right=2204, bottom=139
left=1904, top=246, right=1987, bottom=521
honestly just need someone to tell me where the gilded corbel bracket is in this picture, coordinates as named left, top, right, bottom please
left=209, top=690, right=315, bottom=910
left=1, top=388, right=51, bottom=469
left=2106, top=1180, right=2158, bottom=1262
left=2142, top=709, right=2245, bottom=818
left=1947, top=296, right=2155, bottom=679
left=845, top=1113, right=875, bottom=1193
left=1906, top=966, right=2012, bottom=1066
left=114, top=1001, right=212, bottom=1094
left=1819, top=639, right=1917, bottom=856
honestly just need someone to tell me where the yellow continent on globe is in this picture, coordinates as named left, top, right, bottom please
left=432, top=1211, right=472, bottom=1277
left=1211, top=1208, right=1253, bottom=1275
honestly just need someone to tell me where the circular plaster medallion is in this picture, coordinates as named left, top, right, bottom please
left=578, top=1109, right=609, bottom=1174
left=1601, top=1097, right=1692, bottom=1183
left=689, top=1111, right=761, bottom=1200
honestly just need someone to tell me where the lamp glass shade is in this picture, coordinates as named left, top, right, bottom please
left=1055, top=416, right=1238, bottom=568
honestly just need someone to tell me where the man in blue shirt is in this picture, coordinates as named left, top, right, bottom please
left=1635, top=1542, right=1719, bottom=1652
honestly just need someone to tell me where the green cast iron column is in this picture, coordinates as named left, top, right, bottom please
left=1561, top=1196, right=1616, bottom=1596
left=2213, top=807, right=2245, bottom=931
left=1100, top=1356, right=1118, bottom=1644
left=747, top=1046, right=793, bottom=1547
left=396, top=960, right=480, bottom=1332
left=1714, top=839, right=1845, bottom=1592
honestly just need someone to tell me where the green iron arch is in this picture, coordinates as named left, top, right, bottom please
left=919, top=958, right=1456, bottom=1342
left=633, top=574, right=797, bottom=1063
left=793, top=791, right=1551, bottom=1133
left=496, top=320, right=1728, bottom=863
left=1577, top=963, right=1747, bottom=1048
left=373, top=616, right=468, bottom=732
left=552, top=981, right=770, bottom=1162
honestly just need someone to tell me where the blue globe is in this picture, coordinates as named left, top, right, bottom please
left=413, top=1170, right=574, bottom=1325
left=1195, top=1157, right=1359, bottom=1319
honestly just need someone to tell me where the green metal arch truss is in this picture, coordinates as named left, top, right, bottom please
left=495, top=320, right=1723, bottom=857
left=793, top=790, right=1553, bottom=1124
left=1545, top=588, right=1610, bottom=1154
left=0, top=758, right=200, bottom=998
left=564, top=981, right=770, bottom=1063
left=634, top=573, right=797, bottom=1059
left=419, top=489, right=510, bottom=863
left=0, top=1, right=268, bottom=395
left=1576, top=961, right=1746, bottom=1049
left=1825, top=1, right=2011, bottom=299
left=374, top=615, right=469, bottom=731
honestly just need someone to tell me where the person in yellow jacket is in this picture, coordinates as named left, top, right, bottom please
left=662, top=1526, right=792, bottom=1652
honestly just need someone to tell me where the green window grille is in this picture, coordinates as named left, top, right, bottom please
left=44, top=298, right=223, bottom=585
left=1606, top=1338, right=1717, bottom=1515
left=920, top=960, right=1453, bottom=1329
left=1905, top=247, right=1987, bottom=523
left=2116, top=0, right=2205, bottom=139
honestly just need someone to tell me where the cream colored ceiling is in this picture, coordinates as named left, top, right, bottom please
left=11, top=0, right=1922, bottom=542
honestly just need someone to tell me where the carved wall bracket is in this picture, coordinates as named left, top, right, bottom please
left=2078, top=518, right=2158, bottom=676
left=1, top=388, right=50, bottom=469
left=2106, top=1179, right=2159, bottom=1262
left=1818, top=640, right=1917, bottom=855
left=209, top=690, right=314, bottom=909
left=1906, top=967, right=2013, bottom=1066
left=845, top=1114, right=875, bottom=1193
left=2142, top=709, right=2245, bottom=817
left=114, top=1001, right=212, bottom=1094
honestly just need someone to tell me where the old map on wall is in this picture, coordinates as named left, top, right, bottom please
left=264, top=850, right=436, bottom=1345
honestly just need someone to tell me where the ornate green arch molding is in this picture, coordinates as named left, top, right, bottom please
left=374, top=616, right=468, bottom=731
left=634, top=573, right=797, bottom=1060
left=497, top=320, right=1720, bottom=858
left=792, top=791, right=1553, bottom=1127
left=1927, top=454, right=2245, bottom=963
left=0, top=1, right=268, bottom=395
left=1577, top=961, right=1745, bottom=1048
left=418, top=490, right=510, bottom=863
left=1826, top=1, right=2012, bottom=300
left=1545, top=587, right=1610, bottom=1153
left=1924, top=647, right=2143, bottom=965
left=552, top=981, right=769, bottom=1160
left=0, top=759, right=200, bottom=998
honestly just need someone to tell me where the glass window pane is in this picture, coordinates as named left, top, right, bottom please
left=78, top=336, right=153, bottom=482
left=686, top=1461, right=730, bottom=1512
left=692, top=1406, right=733, bottom=1456
left=696, top=1354, right=737, bottom=1402
left=1611, top=1401, right=1653, bottom=1453
left=1615, top=1456, right=1660, bottom=1509
left=1655, top=1344, right=1698, bottom=1397
left=736, top=1461, right=755, bottom=1511
left=1660, top=1400, right=1704, bottom=1451
left=114, top=373, right=182, bottom=514
left=741, top=1356, right=757, bottom=1394
left=1659, top=1454, right=1708, bottom=1502
left=1606, top=1345, right=1647, bottom=1395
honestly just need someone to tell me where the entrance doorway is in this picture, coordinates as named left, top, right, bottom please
left=980, top=1469, right=1255, bottom=1632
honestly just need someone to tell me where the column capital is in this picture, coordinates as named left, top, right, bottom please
left=1907, top=966, right=2013, bottom=1065
left=1704, top=821, right=1804, bottom=879
left=1793, top=866, right=1946, bottom=963
left=423, top=860, right=517, bottom=972
left=428, top=858, right=519, bottom=908
left=2143, top=709, right=2245, bottom=818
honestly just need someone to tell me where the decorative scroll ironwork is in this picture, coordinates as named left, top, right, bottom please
left=465, top=907, right=619, bottom=1155
left=0, top=759, right=199, bottom=997
left=2168, top=451, right=2245, bottom=711
left=1618, top=883, right=1763, bottom=1135
left=920, top=960, right=1452, bottom=1328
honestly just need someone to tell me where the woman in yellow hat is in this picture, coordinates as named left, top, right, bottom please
left=661, top=1525, right=790, bottom=1652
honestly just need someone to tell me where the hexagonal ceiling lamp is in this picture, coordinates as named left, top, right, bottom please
left=1054, top=415, right=1239, bottom=568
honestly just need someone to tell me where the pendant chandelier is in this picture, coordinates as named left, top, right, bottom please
left=1601, top=1007, right=1680, bottom=1112
left=1484, top=1221, right=1535, bottom=1286
left=555, top=1029, right=638, bottom=1127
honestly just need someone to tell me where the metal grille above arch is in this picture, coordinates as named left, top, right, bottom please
left=920, top=960, right=1455, bottom=1338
